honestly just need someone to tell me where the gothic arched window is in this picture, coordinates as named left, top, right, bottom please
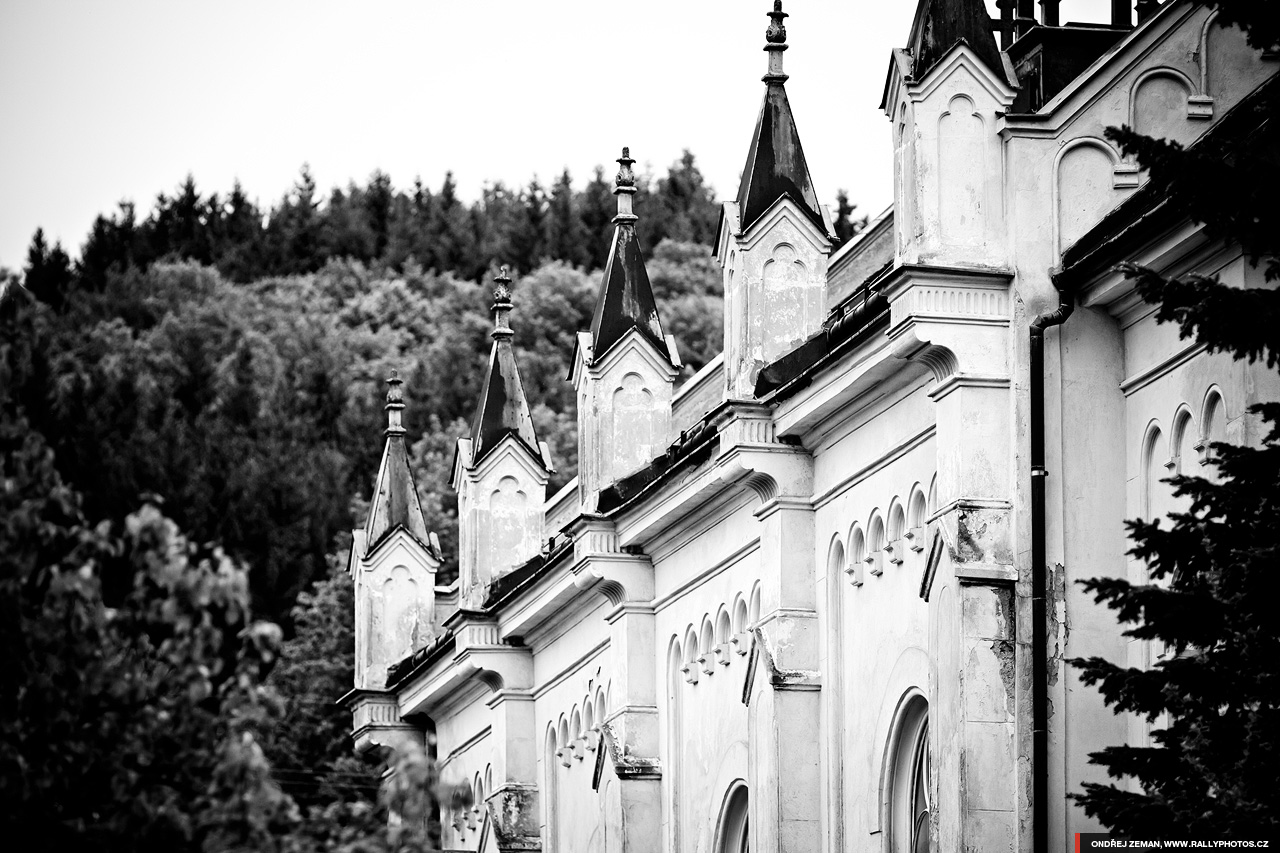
left=717, top=782, right=750, bottom=853
left=888, top=696, right=931, bottom=853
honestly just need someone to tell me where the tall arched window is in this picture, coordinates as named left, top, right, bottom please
left=907, top=486, right=928, bottom=553
left=847, top=524, right=866, bottom=586
left=543, top=725, right=559, bottom=845
left=667, top=637, right=684, bottom=852
left=826, top=537, right=846, bottom=849
left=867, top=513, right=886, bottom=577
left=887, top=500, right=906, bottom=566
left=716, top=782, right=750, bottom=853
left=887, top=696, right=931, bottom=853
left=1200, top=389, right=1227, bottom=479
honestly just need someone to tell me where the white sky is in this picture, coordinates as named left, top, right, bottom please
left=0, top=0, right=1115, bottom=270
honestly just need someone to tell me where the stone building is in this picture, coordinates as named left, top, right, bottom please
left=342, top=1, right=1278, bottom=850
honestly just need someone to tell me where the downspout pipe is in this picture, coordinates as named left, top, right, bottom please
left=1029, top=284, right=1074, bottom=853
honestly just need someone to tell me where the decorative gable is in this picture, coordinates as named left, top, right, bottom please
left=885, top=41, right=1016, bottom=268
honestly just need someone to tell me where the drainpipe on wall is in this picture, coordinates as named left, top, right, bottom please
left=1029, top=285, right=1074, bottom=853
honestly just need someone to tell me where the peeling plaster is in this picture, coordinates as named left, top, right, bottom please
left=1047, top=562, right=1068, bottom=691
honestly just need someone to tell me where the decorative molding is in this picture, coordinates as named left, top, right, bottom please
left=812, top=425, right=934, bottom=509
left=530, top=639, right=609, bottom=701
left=927, top=373, right=1010, bottom=402
left=652, top=538, right=760, bottom=614
left=1120, top=342, right=1209, bottom=396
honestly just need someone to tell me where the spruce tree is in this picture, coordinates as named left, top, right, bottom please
left=832, top=189, right=867, bottom=245
left=1070, top=5, right=1280, bottom=838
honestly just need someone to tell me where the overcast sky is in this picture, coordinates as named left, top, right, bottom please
left=0, top=0, right=1115, bottom=270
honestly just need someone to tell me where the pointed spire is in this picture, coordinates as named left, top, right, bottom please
left=470, top=266, right=543, bottom=467
left=735, top=1, right=826, bottom=236
left=588, top=147, right=673, bottom=366
left=907, top=0, right=1003, bottom=80
left=365, top=370, right=431, bottom=554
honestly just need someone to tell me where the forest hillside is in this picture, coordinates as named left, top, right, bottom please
left=2, top=155, right=864, bottom=812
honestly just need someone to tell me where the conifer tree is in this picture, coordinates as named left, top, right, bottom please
left=579, top=165, right=615, bottom=270
left=1070, top=5, right=1280, bottom=838
left=545, top=169, right=588, bottom=268
left=832, top=189, right=866, bottom=245
left=23, top=228, right=74, bottom=310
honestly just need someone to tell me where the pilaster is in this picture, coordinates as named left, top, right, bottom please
left=447, top=609, right=542, bottom=852
left=564, top=515, right=661, bottom=852
left=927, top=537, right=1018, bottom=853
left=884, top=265, right=1017, bottom=580
left=717, top=401, right=822, bottom=853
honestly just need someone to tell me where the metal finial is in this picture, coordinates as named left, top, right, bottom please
left=615, top=147, right=636, bottom=190
left=385, top=369, right=405, bottom=435
left=762, top=0, right=789, bottom=82
left=491, top=265, right=514, bottom=341
left=765, top=1, right=788, bottom=45
left=493, top=265, right=512, bottom=303
left=612, top=147, right=638, bottom=224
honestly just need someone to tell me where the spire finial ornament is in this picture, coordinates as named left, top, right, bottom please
left=763, top=0, right=789, bottom=83
left=385, top=369, right=405, bottom=436
left=491, top=265, right=514, bottom=341
left=613, top=147, right=638, bottom=224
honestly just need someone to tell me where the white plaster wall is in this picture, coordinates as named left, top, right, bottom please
left=1006, top=6, right=1274, bottom=270
left=354, top=535, right=436, bottom=691
left=654, top=503, right=763, bottom=852
left=1049, top=305, right=1130, bottom=844
left=903, top=59, right=1010, bottom=268
left=531, top=599, right=613, bottom=852
left=1006, top=9, right=1277, bottom=847
left=815, top=423, right=938, bottom=846
left=435, top=690, right=496, bottom=851
left=725, top=205, right=831, bottom=395
left=461, top=445, right=546, bottom=593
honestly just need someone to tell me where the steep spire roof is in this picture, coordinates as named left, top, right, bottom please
left=470, top=266, right=543, bottom=466
left=907, top=0, right=1003, bottom=80
left=735, top=1, right=826, bottom=236
left=589, top=147, right=673, bottom=365
left=365, top=370, right=432, bottom=554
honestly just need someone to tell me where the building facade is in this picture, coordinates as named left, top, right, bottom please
left=343, top=1, right=1279, bottom=850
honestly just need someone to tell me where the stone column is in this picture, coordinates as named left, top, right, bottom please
left=886, top=265, right=1019, bottom=853
left=718, top=403, right=822, bottom=853
left=486, top=688, right=541, bottom=852
left=570, top=517, right=662, bottom=852
left=450, top=610, right=542, bottom=852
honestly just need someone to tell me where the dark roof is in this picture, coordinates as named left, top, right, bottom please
left=383, top=537, right=574, bottom=690
left=386, top=627, right=455, bottom=688
left=589, top=222, right=671, bottom=364
left=365, top=432, right=432, bottom=555
left=470, top=332, right=542, bottom=467
left=596, top=413, right=721, bottom=514
left=1006, top=24, right=1128, bottom=114
left=754, top=262, right=893, bottom=401
left=907, top=0, right=1003, bottom=80
left=736, top=81, right=827, bottom=235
